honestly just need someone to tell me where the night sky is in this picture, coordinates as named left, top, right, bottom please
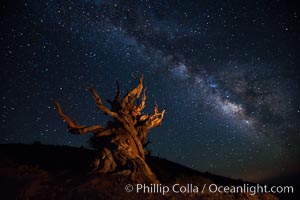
left=1, top=0, right=300, bottom=182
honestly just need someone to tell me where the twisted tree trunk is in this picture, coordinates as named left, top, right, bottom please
left=55, top=74, right=165, bottom=183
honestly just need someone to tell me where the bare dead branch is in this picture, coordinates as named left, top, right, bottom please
left=146, top=104, right=166, bottom=129
left=87, top=87, right=123, bottom=122
left=115, top=81, right=121, bottom=100
left=148, top=109, right=166, bottom=128
left=55, top=100, right=104, bottom=134
left=134, top=87, right=147, bottom=113
left=94, top=128, right=115, bottom=137
left=121, top=74, right=144, bottom=109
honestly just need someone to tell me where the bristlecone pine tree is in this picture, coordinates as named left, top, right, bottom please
left=55, top=74, right=165, bottom=183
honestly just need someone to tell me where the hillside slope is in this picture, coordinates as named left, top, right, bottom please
left=0, top=144, right=289, bottom=199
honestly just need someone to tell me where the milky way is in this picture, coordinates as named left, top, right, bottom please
left=1, top=0, right=299, bottom=182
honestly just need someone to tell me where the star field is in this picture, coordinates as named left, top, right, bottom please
left=1, top=0, right=300, bottom=182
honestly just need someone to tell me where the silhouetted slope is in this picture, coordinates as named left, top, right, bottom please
left=148, top=156, right=244, bottom=185
left=0, top=143, right=291, bottom=199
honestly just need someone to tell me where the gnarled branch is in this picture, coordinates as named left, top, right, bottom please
left=146, top=103, right=166, bottom=129
left=88, top=87, right=123, bottom=123
left=148, top=109, right=166, bottom=129
left=121, top=73, right=144, bottom=111
left=134, top=87, right=147, bottom=113
left=114, top=81, right=121, bottom=100
left=55, top=100, right=104, bottom=134
left=107, top=81, right=122, bottom=112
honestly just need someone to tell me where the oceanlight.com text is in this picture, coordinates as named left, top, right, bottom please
left=124, top=183, right=294, bottom=196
